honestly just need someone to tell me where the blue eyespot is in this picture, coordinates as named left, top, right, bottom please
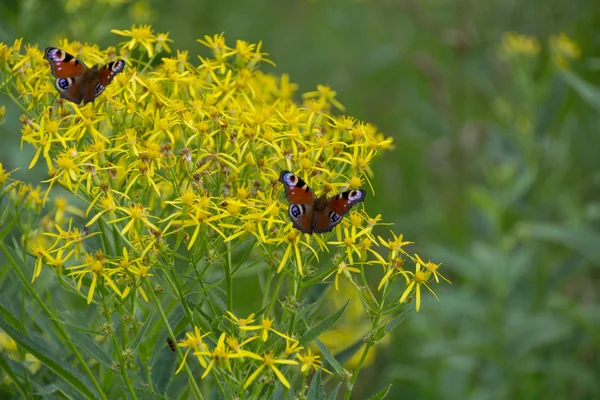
left=290, top=204, right=303, bottom=218
left=58, top=78, right=69, bottom=89
left=329, top=212, right=341, bottom=223
left=94, top=83, right=105, bottom=95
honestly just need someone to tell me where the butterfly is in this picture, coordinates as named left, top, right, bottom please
left=44, top=47, right=125, bottom=105
left=279, top=171, right=366, bottom=234
left=166, top=337, right=176, bottom=352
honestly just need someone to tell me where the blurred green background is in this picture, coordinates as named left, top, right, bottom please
left=1, top=0, right=599, bottom=398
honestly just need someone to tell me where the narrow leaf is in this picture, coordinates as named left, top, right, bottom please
left=151, top=338, right=177, bottom=394
left=0, top=314, right=97, bottom=399
left=300, top=300, right=349, bottom=344
left=561, top=70, right=600, bottom=110
left=374, top=306, right=414, bottom=342
left=315, top=338, right=343, bottom=376
left=307, top=370, right=326, bottom=400
left=0, top=303, right=25, bottom=333
left=327, top=382, right=343, bottom=400
left=67, top=329, right=113, bottom=368
left=369, top=384, right=392, bottom=400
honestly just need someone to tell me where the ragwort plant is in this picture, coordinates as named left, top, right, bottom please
left=0, top=26, right=447, bottom=399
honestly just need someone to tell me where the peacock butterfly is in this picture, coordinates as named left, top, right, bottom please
left=44, top=47, right=125, bottom=105
left=279, top=170, right=366, bottom=234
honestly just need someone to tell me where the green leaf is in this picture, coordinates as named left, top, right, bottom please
left=0, top=314, right=97, bottom=399
left=192, top=308, right=213, bottom=335
left=369, top=384, right=392, bottom=400
left=327, top=382, right=343, bottom=400
left=561, top=70, right=600, bottom=110
left=133, top=386, right=172, bottom=400
left=315, top=338, right=343, bottom=376
left=0, top=218, right=16, bottom=242
left=151, top=337, right=177, bottom=394
left=0, top=303, right=25, bottom=333
left=67, top=329, right=113, bottom=368
left=374, top=306, right=414, bottom=342
left=269, top=383, right=284, bottom=400
left=307, top=369, right=326, bottom=400
left=300, top=300, right=349, bottom=344
left=132, top=313, right=157, bottom=351
left=0, top=354, right=27, bottom=398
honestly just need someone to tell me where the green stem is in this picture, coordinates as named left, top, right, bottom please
left=99, top=292, right=138, bottom=400
left=225, top=241, right=233, bottom=310
left=166, top=266, right=198, bottom=328
left=143, top=360, right=154, bottom=392
left=265, top=270, right=285, bottom=317
left=343, top=282, right=390, bottom=400
left=146, top=281, right=204, bottom=400
left=1, top=244, right=108, bottom=400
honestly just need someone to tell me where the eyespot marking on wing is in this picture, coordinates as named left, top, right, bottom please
left=289, top=204, right=304, bottom=219
left=329, top=211, right=342, bottom=223
left=281, top=171, right=299, bottom=186
left=94, top=82, right=105, bottom=95
left=57, top=78, right=71, bottom=89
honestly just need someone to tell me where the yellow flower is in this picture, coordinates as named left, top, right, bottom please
left=176, top=326, right=211, bottom=373
left=111, top=24, right=157, bottom=56
left=67, top=252, right=122, bottom=304
left=415, top=254, right=450, bottom=284
left=378, top=257, right=409, bottom=290
left=550, top=33, right=581, bottom=69
left=193, top=333, right=247, bottom=379
left=378, top=231, right=413, bottom=259
left=240, top=317, right=293, bottom=342
left=225, top=311, right=256, bottom=328
left=303, top=84, right=345, bottom=111
left=500, top=32, right=540, bottom=56
left=111, top=203, right=158, bottom=235
left=242, top=351, right=298, bottom=389
left=322, top=261, right=361, bottom=290
left=296, top=348, right=330, bottom=375
left=399, top=255, right=440, bottom=312
left=0, top=162, right=15, bottom=185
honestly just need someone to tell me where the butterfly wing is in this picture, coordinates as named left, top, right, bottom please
left=81, top=60, right=126, bottom=105
left=279, top=171, right=317, bottom=234
left=97, top=60, right=126, bottom=86
left=313, top=189, right=367, bottom=234
left=44, top=47, right=87, bottom=78
left=44, top=47, right=88, bottom=104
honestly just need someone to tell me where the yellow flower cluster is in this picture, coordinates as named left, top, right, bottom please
left=499, top=31, right=582, bottom=70
left=0, top=26, right=447, bottom=395
left=549, top=33, right=581, bottom=69
left=500, top=32, right=541, bottom=56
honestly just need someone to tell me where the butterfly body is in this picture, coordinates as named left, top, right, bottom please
left=279, top=171, right=366, bottom=234
left=44, top=47, right=125, bottom=104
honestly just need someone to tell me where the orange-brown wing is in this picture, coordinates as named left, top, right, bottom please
left=44, top=47, right=87, bottom=78
left=44, top=48, right=87, bottom=103
left=97, top=60, right=125, bottom=86
left=279, top=171, right=317, bottom=234
left=81, top=60, right=125, bottom=105
left=313, top=189, right=366, bottom=234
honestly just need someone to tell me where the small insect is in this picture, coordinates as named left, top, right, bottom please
left=166, top=337, right=176, bottom=352
left=44, top=47, right=125, bottom=104
left=279, top=171, right=366, bottom=234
